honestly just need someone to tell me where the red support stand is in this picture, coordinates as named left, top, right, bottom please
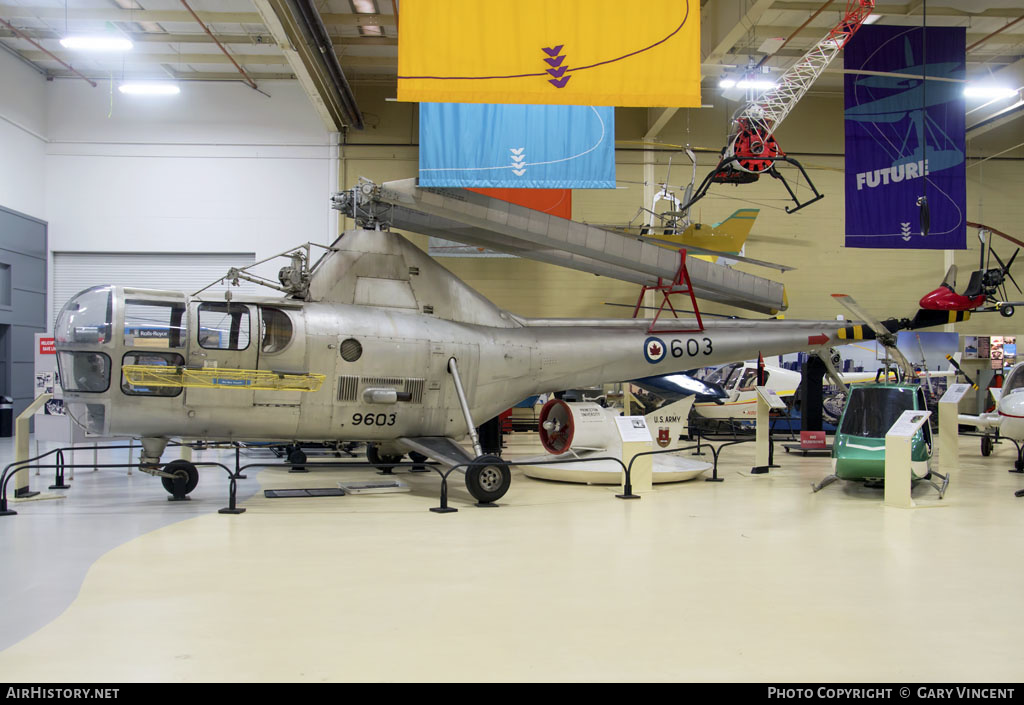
left=632, top=249, right=705, bottom=335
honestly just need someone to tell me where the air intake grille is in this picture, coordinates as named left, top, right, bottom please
left=338, top=375, right=359, bottom=402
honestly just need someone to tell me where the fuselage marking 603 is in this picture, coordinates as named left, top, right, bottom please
left=644, top=336, right=714, bottom=364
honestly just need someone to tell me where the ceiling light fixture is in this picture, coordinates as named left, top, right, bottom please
left=736, top=79, right=776, bottom=91
left=60, top=36, right=133, bottom=51
left=350, top=0, right=379, bottom=13
left=963, top=84, right=1019, bottom=100
left=118, top=82, right=181, bottom=96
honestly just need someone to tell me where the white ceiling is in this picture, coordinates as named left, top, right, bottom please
left=0, top=1, right=1019, bottom=90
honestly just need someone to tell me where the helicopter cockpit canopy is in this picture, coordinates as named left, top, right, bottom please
left=1004, top=366, right=1024, bottom=396
left=840, top=386, right=917, bottom=439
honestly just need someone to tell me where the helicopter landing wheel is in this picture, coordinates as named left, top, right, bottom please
left=161, top=459, right=199, bottom=499
left=287, top=446, right=308, bottom=473
left=982, top=435, right=994, bottom=457
left=366, top=445, right=403, bottom=475
left=465, top=454, right=511, bottom=505
left=1000, top=305, right=1015, bottom=318
left=408, top=451, right=430, bottom=473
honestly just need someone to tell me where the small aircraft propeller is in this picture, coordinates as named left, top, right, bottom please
left=832, top=294, right=915, bottom=381
left=990, top=248, right=1022, bottom=295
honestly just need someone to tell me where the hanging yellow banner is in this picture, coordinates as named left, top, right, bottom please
left=397, top=0, right=702, bottom=107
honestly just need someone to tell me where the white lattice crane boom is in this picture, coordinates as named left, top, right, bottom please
left=682, top=0, right=875, bottom=215
left=736, top=0, right=876, bottom=139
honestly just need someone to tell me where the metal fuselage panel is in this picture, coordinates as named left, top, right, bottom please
left=60, top=291, right=846, bottom=444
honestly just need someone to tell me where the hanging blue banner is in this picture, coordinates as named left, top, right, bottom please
left=418, top=103, right=615, bottom=189
left=844, top=25, right=966, bottom=249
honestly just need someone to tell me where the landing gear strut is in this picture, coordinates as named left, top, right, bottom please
left=449, top=357, right=511, bottom=504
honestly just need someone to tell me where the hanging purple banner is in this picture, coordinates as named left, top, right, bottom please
left=844, top=25, right=966, bottom=249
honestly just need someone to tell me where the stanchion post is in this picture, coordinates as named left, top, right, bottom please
left=430, top=467, right=458, bottom=513
left=49, top=449, right=70, bottom=490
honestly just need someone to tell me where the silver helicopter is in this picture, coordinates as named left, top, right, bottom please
left=53, top=180, right=961, bottom=504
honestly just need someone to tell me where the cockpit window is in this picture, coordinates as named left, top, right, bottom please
left=121, top=351, right=184, bottom=397
left=198, top=303, right=250, bottom=350
left=840, top=387, right=915, bottom=438
left=706, top=363, right=741, bottom=387
left=260, top=307, right=293, bottom=354
left=124, top=299, right=187, bottom=348
left=1005, top=367, right=1024, bottom=394
left=55, top=286, right=113, bottom=346
left=737, top=368, right=769, bottom=391
left=58, top=351, right=111, bottom=393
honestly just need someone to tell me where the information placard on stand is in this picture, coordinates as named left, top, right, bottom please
left=938, top=383, right=972, bottom=493
left=615, top=416, right=653, bottom=493
left=752, top=386, right=786, bottom=474
left=885, top=410, right=932, bottom=509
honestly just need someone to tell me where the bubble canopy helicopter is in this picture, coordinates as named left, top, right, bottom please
left=53, top=180, right=963, bottom=505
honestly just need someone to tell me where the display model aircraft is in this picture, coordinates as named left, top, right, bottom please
left=53, top=184, right=963, bottom=506
left=612, top=149, right=787, bottom=273
left=812, top=295, right=949, bottom=497
left=957, top=361, right=1024, bottom=473
left=815, top=381, right=942, bottom=493
left=691, top=354, right=959, bottom=423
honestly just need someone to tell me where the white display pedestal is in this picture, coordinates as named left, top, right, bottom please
left=884, top=410, right=932, bottom=509
left=752, top=386, right=787, bottom=474
left=615, top=416, right=653, bottom=493
left=938, top=383, right=972, bottom=497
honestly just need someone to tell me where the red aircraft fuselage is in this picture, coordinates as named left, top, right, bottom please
left=919, top=285, right=985, bottom=312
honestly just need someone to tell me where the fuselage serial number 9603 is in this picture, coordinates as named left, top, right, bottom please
left=352, top=413, right=396, bottom=426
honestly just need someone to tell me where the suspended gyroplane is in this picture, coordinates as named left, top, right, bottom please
left=919, top=224, right=1021, bottom=317
left=54, top=180, right=966, bottom=505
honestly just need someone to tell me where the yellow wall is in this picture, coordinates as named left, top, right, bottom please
left=340, top=85, right=1024, bottom=334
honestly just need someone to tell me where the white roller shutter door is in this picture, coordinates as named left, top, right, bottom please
left=52, top=252, right=257, bottom=326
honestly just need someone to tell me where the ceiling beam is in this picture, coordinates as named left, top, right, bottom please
left=0, top=27, right=396, bottom=47
left=18, top=48, right=396, bottom=68
left=45, top=69, right=298, bottom=81
left=251, top=0, right=343, bottom=132
left=644, top=108, right=679, bottom=141
left=701, top=0, right=776, bottom=65
left=770, top=2, right=1023, bottom=18
left=0, top=5, right=395, bottom=26
left=730, top=24, right=1022, bottom=49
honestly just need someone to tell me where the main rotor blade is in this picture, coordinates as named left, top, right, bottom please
left=636, top=235, right=795, bottom=272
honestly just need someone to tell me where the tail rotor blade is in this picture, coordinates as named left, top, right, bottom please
left=832, top=294, right=913, bottom=380
left=945, top=353, right=979, bottom=390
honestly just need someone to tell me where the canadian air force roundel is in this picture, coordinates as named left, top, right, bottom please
left=643, top=336, right=667, bottom=364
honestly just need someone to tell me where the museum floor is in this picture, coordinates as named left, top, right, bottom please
left=0, top=433, right=1022, bottom=682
